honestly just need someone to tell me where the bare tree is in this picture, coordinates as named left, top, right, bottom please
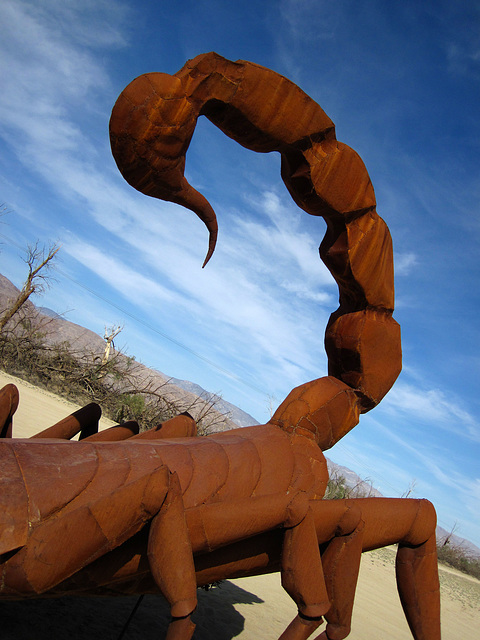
left=0, top=242, right=60, bottom=332
left=266, top=394, right=277, bottom=419
left=440, top=522, right=458, bottom=547
left=102, top=324, right=123, bottom=365
left=401, top=479, right=417, bottom=499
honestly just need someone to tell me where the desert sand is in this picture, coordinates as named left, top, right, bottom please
left=1, top=371, right=479, bottom=639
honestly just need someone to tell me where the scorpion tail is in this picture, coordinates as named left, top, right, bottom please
left=111, top=53, right=402, bottom=444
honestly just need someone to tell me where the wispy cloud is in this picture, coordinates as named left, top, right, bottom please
left=383, top=382, right=480, bottom=442
left=394, top=252, right=418, bottom=276
left=241, top=190, right=335, bottom=287
left=0, top=0, right=120, bottom=125
left=63, top=204, right=331, bottom=396
left=444, top=2, right=480, bottom=81
left=332, top=414, right=480, bottom=541
left=279, top=0, right=340, bottom=43
left=0, top=0, right=128, bottom=219
left=377, top=421, right=480, bottom=532
left=63, top=239, right=180, bottom=308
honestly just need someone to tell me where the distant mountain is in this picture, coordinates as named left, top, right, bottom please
left=37, top=306, right=63, bottom=319
left=1, top=272, right=479, bottom=557
left=0, top=274, right=35, bottom=315
left=435, top=526, right=480, bottom=559
left=326, top=459, right=383, bottom=498
left=170, top=377, right=260, bottom=428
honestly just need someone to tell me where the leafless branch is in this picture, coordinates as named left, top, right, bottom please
left=0, top=242, right=60, bottom=332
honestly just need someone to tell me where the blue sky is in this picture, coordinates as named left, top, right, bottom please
left=0, top=0, right=479, bottom=547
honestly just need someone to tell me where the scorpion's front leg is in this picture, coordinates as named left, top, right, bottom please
left=396, top=532, right=440, bottom=640
left=148, top=471, right=197, bottom=640
left=1, top=461, right=197, bottom=640
left=357, top=498, right=440, bottom=640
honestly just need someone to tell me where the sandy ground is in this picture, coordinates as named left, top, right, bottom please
left=0, top=371, right=116, bottom=437
left=1, top=371, right=479, bottom=639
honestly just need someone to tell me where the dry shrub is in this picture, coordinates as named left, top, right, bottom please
left=324, top=469, right=377, bottom=500
left=0, top=307, right=230, bottom=435
left=437, top=540, right=480, bottom=580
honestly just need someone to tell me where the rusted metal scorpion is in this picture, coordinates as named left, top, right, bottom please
left=0, top=53, right=440, bottom=640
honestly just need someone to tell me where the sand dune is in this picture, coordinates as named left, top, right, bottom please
left=1, top=371, right=479, bottom=639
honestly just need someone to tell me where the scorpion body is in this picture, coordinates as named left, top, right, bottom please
left=0, top=53, right=440, bottom=640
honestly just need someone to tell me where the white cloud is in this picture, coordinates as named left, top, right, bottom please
left=357, top=414, right=479, bottom=528
left=0, top=0, right=128, bottom=222
left=238, top=189, right=336, bottom=290
left=63, top=239, right=180, bottom=309
left=120, top=216, right=330, bottom=386
left=279, top=0, right=340, bottom=43
left=59, top=204, right=330, bottom=400
left=0, top=1, right=114, bottom=114
left=394, top=252, right=418, bottom=276
left=446, top=41, right=480, bottom=78
left=336, top=417, right=480, bottom=543
left=383, top=382, right=480, bottom=442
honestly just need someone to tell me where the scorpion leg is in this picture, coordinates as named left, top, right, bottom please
left=148, top=471, right=197, bottom=640
left=82, top=420, right=140, bottom=441
left=356, top=498, right=440, bottom=640
left=396, top=532, right=440, bottom=640
left=32, top=402, right=101, bottom=440
left=308, top=497, right=441, bottom=640
left=0, top=383, right=19, bottom=438
left=279, top=499, right=365, bottom=640
left=279, top=495, right=330, bottom=640
left=317, top=504, right=365, bottom=640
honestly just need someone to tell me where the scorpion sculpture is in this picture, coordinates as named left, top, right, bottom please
left=0, top=53, right=441, bottom=640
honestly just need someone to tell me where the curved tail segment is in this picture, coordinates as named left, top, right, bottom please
left=109, top=71, right=218, bottom=266
left=110, top=52, right=402, bottom=448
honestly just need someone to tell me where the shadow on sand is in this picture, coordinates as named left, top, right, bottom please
left=1, top=581, right=264, bottom=640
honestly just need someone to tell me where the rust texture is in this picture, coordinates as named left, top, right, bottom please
left=0, top=53, right=440, bottom=640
